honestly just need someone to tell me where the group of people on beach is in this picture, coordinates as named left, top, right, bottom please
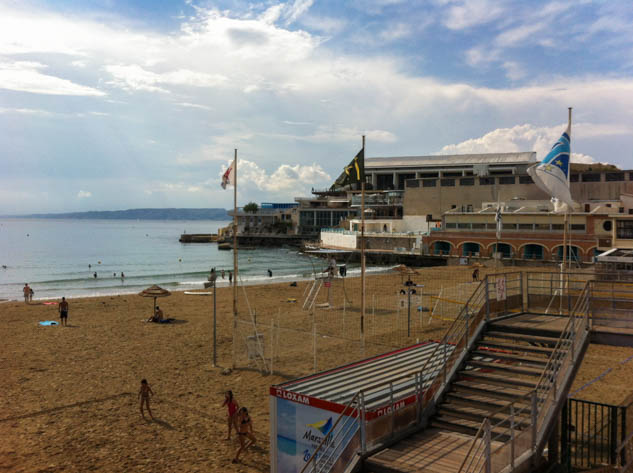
left=138, top=382, right=255, bottom=464
left=23, top=283, right=34, bottom=303
left=209, top=268, right=233, bottom=283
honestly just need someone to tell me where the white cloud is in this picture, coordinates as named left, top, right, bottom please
left=437, top=122, right=633, bottom=164
left=443, top=0, right=505, bottom=30
left=0, top=107, right=53, bottom=116
left=502, top=61, right=526, bottom=81
left=0, top=61, right=105, bottom=96
left=104, top=64, right=227, bottom=93
left=175, top=102, right=213, bottom=111
left=283, top=0, right=315, bottom=25
left=77, top=190, right=92, bottom=198
left=217, top=159, right=331, bottom=194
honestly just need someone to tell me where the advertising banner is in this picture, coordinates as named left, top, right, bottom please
left=275, top=396, right=358, bottom=473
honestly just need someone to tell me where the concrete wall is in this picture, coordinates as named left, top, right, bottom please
left=320, top=231, right=357, bottom=249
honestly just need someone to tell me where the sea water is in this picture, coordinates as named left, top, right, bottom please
left=0, top=218, right=386, bottom=301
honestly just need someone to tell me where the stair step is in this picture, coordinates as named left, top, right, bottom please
left=477, top=340, right=555, bottom=356
left=457, top=371, right=537, bottom=389
left=438, top=405, right=532, bottom=428
left=445, top=391, right=535, bottom=416
left=466, top=360, right=547, bottom=377
left=471, top=349, right=553, bottom=367
left=485, top=331, right=560, bottom=347
left=431, top=418, right=511, bottom=443
left=451, top=382, right=533, bottom=403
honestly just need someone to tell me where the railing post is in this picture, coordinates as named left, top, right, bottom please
left=520, top=272, right=525, bottom=312
left=389, top=382, right=394, bottom=438
left=611, top=405, right=618, bottom=465
left=360, top=391, right=366, bottom=455
left=485, top=418, right=492, bottom=473
left=511, top=404, right=516, bottom=469
left=443, top=342, right=447, bottom=387
left=532, top=390, right=538, bottom=451
left=465, top=310, right=469, bottom=354
left=571, top=307, right=576, bottom=362
left=485, top=277, right=490, bottom=322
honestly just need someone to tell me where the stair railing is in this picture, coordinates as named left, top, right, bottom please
left=416, top=276, right=489, bottom=418
left=300, top=391, right=363, bottom=473
left=615, top=429, right=633, bottom=473
left=458, top=390, right=537, bottom=473
left=533, top=279, right=591, bottom=451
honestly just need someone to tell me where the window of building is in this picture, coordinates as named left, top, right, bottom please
left=499, top=176, right=516, bottom=185
left=441, top=179, right=455, bottom=187
left=518, top=223, right=533, bottom=230
left=443, top=172, right=462, bottom=177
left=603, top=221, right=612, bottom=232
left=472, top=223, right=485, bottom=229
left=457, top=223, right=470, bottom=229
left=300, top=211, right=314, bottom=226
left=479, top=177, right=495, bottom=185
left=617, top=220, right=633, bottom=239
left=620, top=207, right=625, bottom=214
left=570, top=174, right=579, bottom=182
left=419, top=172, right=439, bottom=178
left=552, top=224, right=564, bottom=231
left=571, top=224, right=586, bottom=231
left=490, top=170, right=513, bottom=175
left=406, top=179, right=419, bottom=188
left=451, top=205, right=457, bottom=209
left=315, top=212, right=331, bottom=227
left=582, top=173, right=601, bottom=182
left=446, top=222, right=457, bottom=229
left=486, top=223, right=496, bottom=230
left=460, top=178, right=475, bottom=186
left=397, top=173, right=415, bottom=190
left=422, top=179, right=437, bottom=187
left=519, top=175, right=534, bottom=184
left=629, top=172, right=633, bottom=181
left=376, top=174, right=394, bottom=190
left=535, top=223, right=550, bottom=231
left=503, top=223, right=517, bottom=230
left=606, top=172, right=625, bottom=182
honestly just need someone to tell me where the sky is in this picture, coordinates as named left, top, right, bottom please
left=1, top=0, right=633, bottom=214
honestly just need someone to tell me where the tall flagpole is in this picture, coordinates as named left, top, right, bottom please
left=567, top=107, right=573, bottom=271
left=360, top=135, right=366, bottom=352
left=232, top=148, right=238, bottom=369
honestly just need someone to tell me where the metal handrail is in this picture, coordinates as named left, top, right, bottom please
left=300, top=391, right=361, bottom=473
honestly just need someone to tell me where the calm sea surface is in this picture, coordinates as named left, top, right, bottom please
left=0, top=219, right=382, bottom=301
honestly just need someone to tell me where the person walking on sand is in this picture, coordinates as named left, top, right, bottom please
left=221, top=269, right=225, bottom=279
left=232, top=407, right=256, bottom=463
left=138, top=379, right=154, bottom=419
left=228, top=271, right=233, bottom=283
left=58, top=297, right=69, bottom=326
left=222, top=390, right=239, bottom=440
left=23, top=283, right=31, bottom=304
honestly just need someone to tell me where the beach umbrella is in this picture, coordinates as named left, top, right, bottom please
left=138, top=285, right=171, bottom=316
left=392, top=264, right=419, bottom=284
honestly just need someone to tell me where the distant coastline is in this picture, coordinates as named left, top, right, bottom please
left=4, top=208, right=229, bottom=220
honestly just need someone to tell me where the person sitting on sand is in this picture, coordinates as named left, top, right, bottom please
left=222, top=390, right=239, bottom=440
left=232, top=407, right=256, bottom=463
left=138, top=379, right=154, bottom=419
left=153, top=306, right=164, bottom=323
left=59, top=297, right=69, bottom=326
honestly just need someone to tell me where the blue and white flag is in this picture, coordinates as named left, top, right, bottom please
left=527, top=125, right=574, bottom=208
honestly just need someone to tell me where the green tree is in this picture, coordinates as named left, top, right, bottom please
left=243, top=202, right=259, bottom=213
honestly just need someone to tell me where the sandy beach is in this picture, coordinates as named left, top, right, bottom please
left=3, top=266, right=633, bottom=473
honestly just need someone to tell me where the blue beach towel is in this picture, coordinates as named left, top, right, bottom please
left=39, top=320, right=58, bottom=326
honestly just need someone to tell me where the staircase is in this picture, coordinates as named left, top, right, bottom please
left=364, top=278, right=592, bottom=473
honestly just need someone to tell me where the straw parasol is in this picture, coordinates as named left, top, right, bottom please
left=392, top=264, right=419, bottom=283
left=138, top=285, right=171, bottom=316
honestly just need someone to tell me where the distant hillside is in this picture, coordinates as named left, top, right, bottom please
left=17, top=208, right=229, bottom=220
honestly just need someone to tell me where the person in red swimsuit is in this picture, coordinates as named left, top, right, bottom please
left=222, top=390, right=239, bottom=440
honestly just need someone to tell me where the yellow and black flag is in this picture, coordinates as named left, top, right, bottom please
left=330, top=148, right=365, bottom=190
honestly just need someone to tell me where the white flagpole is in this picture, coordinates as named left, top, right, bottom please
left=567, top=107, right=573, bottom=270
left=360, top=135, right=366, bottom=352
left=232, top=148, right=238, bottom=369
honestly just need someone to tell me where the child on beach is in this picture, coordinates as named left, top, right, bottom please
left=232, top=407, right=256, bottom=464
left=222, top=390, right=239, bottom=440
left=138, top=379, right=154, bottom=419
